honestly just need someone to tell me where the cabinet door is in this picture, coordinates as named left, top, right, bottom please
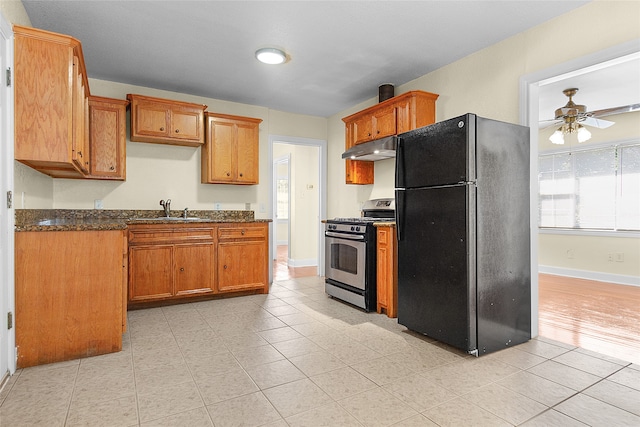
left=353, top=115, right=374, bottom=145
left=174, top=243, right=214, bottom=296
left=207, top=119, right=235, bottom=182
left=171, top=108, right=202, bottom=142
left=135, top=102, right=170, bottom=138
left=217, top=241, right=267, bottom=293
left=89, top=97, right=127, bottom=180
left=235, top=121, right=259, bottom=184
left=14, top=27, right=74, bottom=168
left=377, top=228, right=390, bottom=311
left=372, top=106, right=397, bottom=139
left=128, top=245, right=173, bottom=302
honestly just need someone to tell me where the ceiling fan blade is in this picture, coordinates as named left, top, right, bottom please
left=580, top=116, right=615, bottom=129
left=538, top=119, right=562, bottom=129
left=589, top=103, right=640, bottom=118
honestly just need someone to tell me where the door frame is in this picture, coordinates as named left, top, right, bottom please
left=519, top=38, right=640, bottom=338
left=269, top=135, right=327, bottom=278
left=0, top=11, right=15, bottom=381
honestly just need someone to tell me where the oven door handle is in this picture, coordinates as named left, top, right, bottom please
left=325, top=231, right=365, bottom=241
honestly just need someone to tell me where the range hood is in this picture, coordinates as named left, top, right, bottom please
left=341, top=136, right=397, bottom=161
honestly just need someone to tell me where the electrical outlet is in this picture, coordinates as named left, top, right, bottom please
left=214, top=203, right=222, bottom=210
left=259, top=203, right=266, bottom=213
left=566, top=249, right=574, bottom=259
left=94, top=199, right=103, bottom=209
left=245, top=203, right=251, bottom=211
left=607, top=253, right=614, bottom=262
left=615, top=252, right=624, bottom=262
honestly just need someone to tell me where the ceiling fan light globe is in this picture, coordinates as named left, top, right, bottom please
left=549, top=129, right=565, bottom=145
left=577, top=125, right=591, bottom=143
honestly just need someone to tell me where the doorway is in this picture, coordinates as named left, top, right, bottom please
left=520, top=40, right=640, bottom=358
left=270, top=135, right=327, bottom=281
left=0, top=12, right=15, bottom=382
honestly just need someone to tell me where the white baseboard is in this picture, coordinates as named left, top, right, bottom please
left=276, top=240, right=288, bottom=246
left=288, top=258, right=317, bottom=268
left=539, top=265, right=640, bottom=287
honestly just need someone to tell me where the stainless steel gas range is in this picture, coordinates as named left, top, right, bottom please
left=325, top=198, right=395, bottom=311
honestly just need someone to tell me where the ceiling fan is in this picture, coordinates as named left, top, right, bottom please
left=540, top=87, right=640, bottom=144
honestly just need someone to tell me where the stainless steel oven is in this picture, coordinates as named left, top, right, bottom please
left=325, top=227, right=367, bottom=290
left=324, top=198, right=395, bottom=311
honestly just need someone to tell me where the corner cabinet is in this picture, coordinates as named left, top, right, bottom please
left=216, top=223, right=269, bottom=293
left=127, top=223, right=215, bottom=307
left=88, top=96, right=128, bottom=180
left=201, top=113, right=262, bottom=185
left=14, top=25, right=91, bottom=178
left=342, top=90, right=439, bottom=184
left=127, top=94, right=207, bottom=147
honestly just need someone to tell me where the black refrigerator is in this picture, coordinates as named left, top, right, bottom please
left=395, top=113, right=531, bottom=356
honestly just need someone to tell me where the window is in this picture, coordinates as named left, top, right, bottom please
left=539, top=143, right=640, bottom=231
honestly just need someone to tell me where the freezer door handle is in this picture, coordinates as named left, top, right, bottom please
left=395, top=189, right=404, bottom=241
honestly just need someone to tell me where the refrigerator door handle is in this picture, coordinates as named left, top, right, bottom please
left=395, top=137, right=404, bottom=187
left=395, top=189, right=404, bottom=241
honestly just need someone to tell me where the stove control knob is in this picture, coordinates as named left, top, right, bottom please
left=356, top=226, right=361, bottom=232
left=350, top=226, right=355, bottom=231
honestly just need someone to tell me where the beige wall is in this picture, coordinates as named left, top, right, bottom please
left=14, top=76, right=327, bottom=217
left=6, top=0, right=639, bottom=280
left=326, top=0, right=640, bottom=284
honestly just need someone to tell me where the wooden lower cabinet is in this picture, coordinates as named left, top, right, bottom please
left=217, top=223, right=269, bottom=293
left=128, top=224, right=214, bottom=305
left=15, top=230, right=126, bottom=368
left=376, top=225, right=398, bottom=318
left=128, top=222, right=269, bottom=307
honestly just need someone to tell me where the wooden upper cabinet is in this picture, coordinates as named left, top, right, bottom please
left=88, top=96, right=129, bottom=180
left=14, top=25, right=91, bottom=178
left=342, top=90, right=439, bottom=185
left=353, top=105, right=397, bottom=145
left=127, top=94, right=207, bottom=146
left=202, top=112, right=262, bottom=185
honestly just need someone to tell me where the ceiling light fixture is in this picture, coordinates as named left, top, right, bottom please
left=255, top=48, right=287, bottom=65
left=548, top=120, right=592, bottom=145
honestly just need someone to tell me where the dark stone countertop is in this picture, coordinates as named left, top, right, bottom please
left=15, top=209, right=271, bottom=232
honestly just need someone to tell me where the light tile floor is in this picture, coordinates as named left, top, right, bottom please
left=1, top=275, right=639, bottom=426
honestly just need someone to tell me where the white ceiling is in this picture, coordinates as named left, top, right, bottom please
left=22, top=0, right=598, bottom=118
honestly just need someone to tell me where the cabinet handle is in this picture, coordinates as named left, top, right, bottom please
left=239, top=173, right=243, bottom=177
left=110, top=166, right=115, bottom=171
left=78, top=151, right=83, bottom=157
left=159, top=127, right=164, bottom=131
left=175, top=129, right=180, bottom=133
left=180, top=267, right=184, bottom=272
left=226, top=172, right=230, bottom=176
left=377, top=130, right=380, bottom=134
left=224, top=265, right=228, bottom=269
left=241, top=230, right=245, bottom=235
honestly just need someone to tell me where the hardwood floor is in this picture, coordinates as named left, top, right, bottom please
left=272, top=245, right=317, bottom=281
left=539, top=273, right=640, bottom=364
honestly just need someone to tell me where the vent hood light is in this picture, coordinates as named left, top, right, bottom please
left=342, top=136, right=397, bottom=161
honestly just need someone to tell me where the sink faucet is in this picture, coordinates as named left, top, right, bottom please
left=160, top=199, right=171, bottom=217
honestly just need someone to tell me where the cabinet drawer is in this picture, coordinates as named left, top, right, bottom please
left=129, top=227, right=214, bottom=245
left=218, top=226, right=266, bottom=240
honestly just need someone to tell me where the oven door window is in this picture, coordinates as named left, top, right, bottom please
left=330, top=243, right=358, bottom=274
left=325, top=236, right=366, bottom=290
